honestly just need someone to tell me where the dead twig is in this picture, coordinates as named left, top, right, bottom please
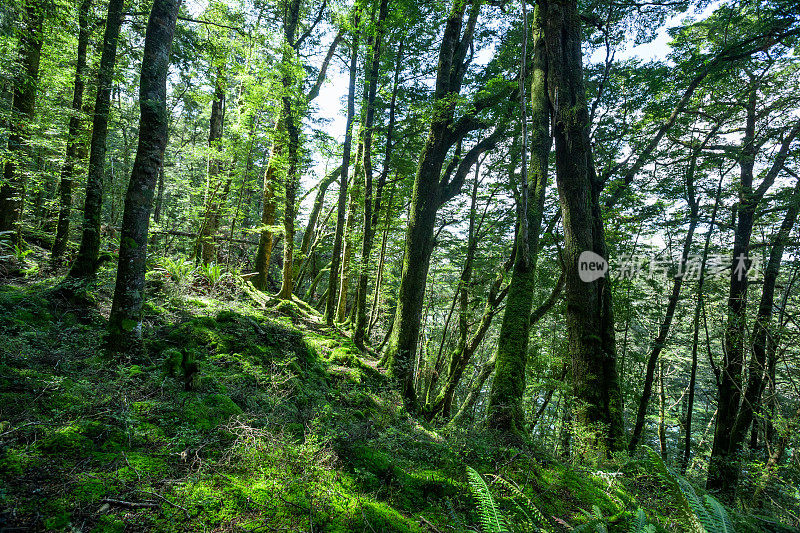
left=100, top=498, right=159, bottom=510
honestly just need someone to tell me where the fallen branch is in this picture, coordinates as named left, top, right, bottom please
left=100, top=498, right=159, bottom=510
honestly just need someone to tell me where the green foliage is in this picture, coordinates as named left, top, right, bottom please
left=199, top=261, right=223, bottom=287
left=644, top=447, right=734, bottom=533
left=157, top=256, right=195, bottom=285
left=467, top=466, right=510, bottom=533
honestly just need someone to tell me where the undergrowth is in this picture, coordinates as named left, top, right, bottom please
left=0, top=267, right=796, bottom=532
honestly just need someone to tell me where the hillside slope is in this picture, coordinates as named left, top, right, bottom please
left=0, top=273, right=792, bottom=532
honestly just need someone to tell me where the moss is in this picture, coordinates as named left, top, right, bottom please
left=0, top=447, right=29, bottom=476
left=182, top=393, right=242, bottom=430
left=72, top=472, right=117, bottom=502
left=39, top=424, right=95, bottom=456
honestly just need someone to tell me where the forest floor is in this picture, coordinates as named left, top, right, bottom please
left=0, top=248, right=796, bottom=532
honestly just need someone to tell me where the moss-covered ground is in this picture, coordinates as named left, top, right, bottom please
left=0, top=262, right=793, bottom=532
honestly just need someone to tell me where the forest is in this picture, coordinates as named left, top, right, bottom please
left=1, top=0, right=799, bottom=530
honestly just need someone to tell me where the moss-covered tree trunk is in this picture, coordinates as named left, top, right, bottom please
left=544, top=0, right=623, bottom=454
left=197, top=76, right=226, bottom=264
left=353, top=0, right=390, bottom=349
left=336, top=174, right=360, bottom=320
left=252, top=127, right=281, bottom=290
left=253, top=20, right=340, bottom=293
left=384, top=0, right=482, bottom=410
left=52, top=0, right=92, bottom=261
left=68, top=0, right=126, bottom=278
left=487, top=2, right=549, bottom=437
left=107, top=0, right=181, bottom=350
left=325, top=10, right=360, bottom=324
left=0, top=0, right=44, bottom=243
left=276, top=1, right=302, bottom=301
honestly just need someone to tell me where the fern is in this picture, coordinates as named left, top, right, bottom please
left=704, top=495, right=734, bottom=533
left=569, top=505, right=606, bottom=533
left=466, top=466, right=509, bottom=533
left=491, top=475, right=551, bottom=532
left=629, top=508, right=656, bottom=533
left=643, top=446, right=735, bottom=533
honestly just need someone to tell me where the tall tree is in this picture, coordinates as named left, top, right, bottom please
left=0, top=0, right=45, bottom=243
left=251, top=14, right=341, bottom=292
left=383, top=0, right=507, bottom=409
left=707, top=82, right=800, bottom=496
left=487, top=0, right=550, bottom=437
left=325, top=8, right=360, bottom=323
left=352, top=0, right=390, bottom=348
left=107, top=0, right=182, bottom=349
left=52, top=0, right=93, bottom=261
left=628, top=123, right=720, bottom=452
left=544, top=0, right=623, bottom=453
left=68, top=0, right=126, bottom=278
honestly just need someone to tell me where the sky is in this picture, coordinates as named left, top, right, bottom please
left=181, top=0, right=724, bottom=215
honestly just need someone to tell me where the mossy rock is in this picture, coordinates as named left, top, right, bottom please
left=182, top=394, right=242, bottom=430
left=39, top=424, right=95, bottom=456
left=328, top=347, right=357, bottom=367
left=274, top=300, right=304, bottom=320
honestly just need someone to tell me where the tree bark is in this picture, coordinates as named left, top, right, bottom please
left=68, top=0, right=126, bottom=278
left=487, top=1, right=549, bottom=437
left=107, top=0, right=181, bottom=350
left=0, top=0, right=44, bottom=243
left=384, top=0, right=483, bottom=410
left=276, top=3, right=302, bottom=300
left=252, top=126, right=282, bottom=290
left=52, top=0, right=93, bottom=261
left=544, top=0, right=623, bottom=453
left=197, top=75, right=226, bottom=264
left=325, top=9, right=360, bottom=323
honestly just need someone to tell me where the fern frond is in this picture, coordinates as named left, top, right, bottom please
left=491, top=475, right=551, bottom=532
left=704, top=494, right=734, bottom=533
left=467, top=466, right=508, bottom=533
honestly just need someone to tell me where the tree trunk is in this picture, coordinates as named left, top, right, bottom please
left=682, top=175, right=724, bottom=474
left=325, top=9, right=360, bottom=323
left=107, top=0, right=181, bottom=350
left=52, top=0, right=92, bottom=261
left=487, top=1, right=549, bottom=437
left=629, top=126, right=718, bottom=452
left=0, top=0, right=44, bottom=243
left=252, top=128, right=281, bottom=290
left=544, top=0, right=623, bottom=453
left=726, top=177, right=800, bottom=473
left=384, top=0, right=483, bottom=410
left=707, top=91, right=799, bottom=497
left=336, top=175, right=360, bottom=320
left=276, top=4, right=302, bottom=301
left=197, top=75, right=226, bottom=264
left=153, top=163, right=165, bottom=224
left=68, top=0, right=126, bottom=278
left=353, top=0, right=390, bottom=348
left=368, top=186, right=394, bottom=337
